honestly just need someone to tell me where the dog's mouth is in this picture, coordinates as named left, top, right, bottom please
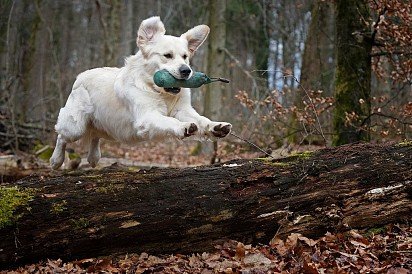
left=164, top=87, right=181, bottom=94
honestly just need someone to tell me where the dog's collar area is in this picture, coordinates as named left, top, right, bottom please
left=164, top=87, right=181, bottom=94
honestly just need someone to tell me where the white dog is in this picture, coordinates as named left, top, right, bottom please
left=50, top=16, right=232, bottom=169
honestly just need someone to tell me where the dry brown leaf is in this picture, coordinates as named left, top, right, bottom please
left=349, top=240, right=368, bottom=248
left=387, top=267, right=410, bottom=274
left=298, top=235, right=317, bottom=247
left=235, top=242, right=245, bottom=261
left=303, top=261, right=319, bottom=274
left=271, top=237, right=288, bottom=256
left=286, top=233, right=301, bottom=250
left=243, top=253, right=271, bottom=266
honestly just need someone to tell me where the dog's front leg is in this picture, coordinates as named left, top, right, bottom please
left=135, top=112, right=198, bottom=139
left=175, top=107, right=232, bottom=138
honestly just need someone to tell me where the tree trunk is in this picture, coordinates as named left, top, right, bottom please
left=333, top=0, right=372, bottom=145
left=203, top=0, right=227, bottom=159
left=290, top=0, right=335, bottom=144
left=300, top=0, right=335, bottom=94
left=0, top=142, right=411, bottom=268
left=204, top=0, right=226, bottom=121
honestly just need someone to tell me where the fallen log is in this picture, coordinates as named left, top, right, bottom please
left=0, top=142, right=411, bottom=268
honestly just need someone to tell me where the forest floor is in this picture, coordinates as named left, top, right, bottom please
left=1, top=140, right=411, bottom=273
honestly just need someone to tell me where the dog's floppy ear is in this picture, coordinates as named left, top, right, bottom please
left=137, top=16, right=166, bottom=54
left=181, top=25, right=210, bottom=55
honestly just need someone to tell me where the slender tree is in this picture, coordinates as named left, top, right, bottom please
left=289, top=0, right=335, bottom=144
left=300, top=0, right=335, bottom=94
left=333, top=0, right=372, bottom=145
left=204, top=0, right=226, bottom=121
left=203, top=0, right=227, bottom=162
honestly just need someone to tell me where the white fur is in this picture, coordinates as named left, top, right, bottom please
left=50, top=16, right=232, bottom=169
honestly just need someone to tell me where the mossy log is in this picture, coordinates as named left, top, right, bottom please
left=1, top=142, right=411, bottom=268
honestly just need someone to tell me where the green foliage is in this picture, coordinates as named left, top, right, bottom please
left=50, top=200, right=67, bottom=214
left=0, top=186, right=35, bottom=228
left=256, top=158, right=290, bottom=167
left=290, top=151, right=313, bottom=159
left=396, top=140, right=412, bottom=147
left=96, top=183, right=124, bottom=194
left=68, top=152, right=81, bottom=160
left=364, top=226, right=386, bottom=237
left=190, top=143, right=202, bottom=156
left=71, top=217, right=90, bottom=229
left=33, top=143, right=54, bottom=161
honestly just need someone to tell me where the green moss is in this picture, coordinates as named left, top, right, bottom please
left=96, top=183, right=124, bottom=194
left=364, top=226, right=386, bottom=237
left=190, top=142, right=202, bottom=156
left=257, top=158, right=291, bottom=167
left=396, top=140, right=412, bottom=147
left=71, top=217, right=90, bottom=229
left=127, top=166, right=140, bottom=172
left=255, top=157, right=271, bottom=161
left=291, top=151, right=313, bottom=159
left=33, top=144, right=54, bottom=161
left=68, top=152, right=81, bottom=160
left=271, top=162, right=290, bottom=167
left=50, top=200, right=67, bottom=214
left=0, top=186, right=35, bottom=228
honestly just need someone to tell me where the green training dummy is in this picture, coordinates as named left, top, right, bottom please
left=154, top=70, right=229, bottom=89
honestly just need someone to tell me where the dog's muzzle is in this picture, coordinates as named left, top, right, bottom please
left=179, top=65, right=192, bottom=79
left=159, top=66, right=192, bottom=94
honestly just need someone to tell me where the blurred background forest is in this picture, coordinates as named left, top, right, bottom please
left=0, top=0, right=411, bottom=164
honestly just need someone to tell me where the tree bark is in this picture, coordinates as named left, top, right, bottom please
left=0, top=142, right=411, bottom=268
left=202, top=0, right=227, bottom=159
left=289, top=0, right=335, bottom=144
left=204, top=0, right=226, bottom=121
left=333, top=0, right=372, bottom=145
left=300, top=0, right=335, bottom=94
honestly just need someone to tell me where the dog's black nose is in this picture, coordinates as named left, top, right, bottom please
left=179, top=65, right=191, bottom=79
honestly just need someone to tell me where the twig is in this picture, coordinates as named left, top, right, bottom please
left=34, top=0, right=64, bottom=107
left=370, top=51, right=411, bottom=57
left=5, top=0, right=18, bottom=151
left=255, top=70, right=328, bottom=145
left=35, top=145, right=51, bottom=155
left=220, top=47, right=257, bottom=87
left=230, top=132, right=273, bottom=158
left=5, top=0, right=14, bottom=75
left=221, top=47, right=266, bottom=137
left=0, top=132, right=36, bottom=139
left=367, top=112, right=412, bottom=126
left=371, top=6, right=387, bottom=46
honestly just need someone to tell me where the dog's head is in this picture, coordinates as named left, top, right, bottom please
left=137, top=16, right=209, bottom=94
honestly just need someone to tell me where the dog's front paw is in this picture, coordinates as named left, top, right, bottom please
left=183, top=123, right=198, bottom=137
left=210, top=122, right=232, bottom=138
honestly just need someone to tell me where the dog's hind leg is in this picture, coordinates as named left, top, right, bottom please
left=50, top=84, right=93, bottom=169
left=50, top=134, right=67, bottom=170
left=87, top=137, right=101, bottom=168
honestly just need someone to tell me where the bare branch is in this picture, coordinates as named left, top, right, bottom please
left=371, top=6, right=387, bottom=46
left=370, top=51, right=412, bottom=57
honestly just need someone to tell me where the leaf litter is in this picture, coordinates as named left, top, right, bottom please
left=2, top=223, right=411, bottom=273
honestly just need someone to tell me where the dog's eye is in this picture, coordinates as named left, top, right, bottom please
left=183, top=54, right=188, bottom=59
left=163, top=53, right=173, bottom=59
